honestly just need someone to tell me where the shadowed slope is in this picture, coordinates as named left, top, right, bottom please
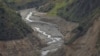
left=0, top=1, right=33, bottom=41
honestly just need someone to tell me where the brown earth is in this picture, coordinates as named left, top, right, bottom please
left=41, top=16, right=100, bottom=56
left=0, top=32, right=43, bottom=56
left=65, top=17, right=100, bottom=56
left=21, top=8, right=100, bottom=56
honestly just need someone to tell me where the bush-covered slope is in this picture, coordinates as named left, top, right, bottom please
left=55, top=0, right=100, bottom=45
left=58, top=0, right=100, bottom=22
left=38, top=0, right=100, bottom=23
left=38, top=0, right=100, bottom=44
left=0, top=1, right=33, bottom=40
left=3, top=0, right=48, bottom=10
left=47, top=0, right=66, bottom=16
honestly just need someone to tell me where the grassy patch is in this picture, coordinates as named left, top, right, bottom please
left=47, top=0, right=75, bottom=16
left=47, top=0, right=66, bottom=16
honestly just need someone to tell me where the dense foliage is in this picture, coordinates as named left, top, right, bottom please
left=60, top=0, right=100, bottom=44
left=38, top=2, right=55, bottom=12
left=1, top=0, right=100, bottom=43
left=3, top=0, right=48, bottom=10
left=58, top=0, right=100, bottom=22
left=0, top=1, right=33, bottom=40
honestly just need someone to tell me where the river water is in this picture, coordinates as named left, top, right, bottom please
left=20, top=9, right=64, bottom=56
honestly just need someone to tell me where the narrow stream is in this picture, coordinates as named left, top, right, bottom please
left=24, top=10, right=64, bottom=56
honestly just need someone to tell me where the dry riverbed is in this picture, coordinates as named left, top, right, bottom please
left=20, top=8, right=65, bottom=56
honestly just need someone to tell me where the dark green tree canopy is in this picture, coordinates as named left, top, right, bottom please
left=0, top=1, right=33, bottom=41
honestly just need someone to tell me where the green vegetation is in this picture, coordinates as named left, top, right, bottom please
left=47, top=0, right=67, bottom=16
left=1, top=0, right=100, bottom=44
left=0, top=1, right=33, bottom=40
left=60, top=0, right=100, bottom=44
left=5, top=0, right=33, bottom=4
left=3, top=0, right=47, bottom=10
left=58, top=0, right=100, bottom=22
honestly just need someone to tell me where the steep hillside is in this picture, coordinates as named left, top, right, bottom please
left=47, top=0, right=68, bottom=16
left=0, top=1, right=42, bottom=56
left=38, top=0, right=100, bottom=44
left=39, top=0, right=100, bottom=56
left=0, top=1, right=32, bottom=40
left=39, top=0, right=100, bottom=22
left=37, top=0, right=67, bottom=16
left=57, top=0, right=100, bottom=44
left=3, top=0, right=48, bottom=10
left=58, top=0, right=100, bottom=23
left=65, top=17, right=100, bottom=56
left=38, top=0, right=100, bottom=28
left=0, top=0, right=100, bottom=56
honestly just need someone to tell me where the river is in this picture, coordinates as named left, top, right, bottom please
left=20, top=8, right=64, bottom=56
